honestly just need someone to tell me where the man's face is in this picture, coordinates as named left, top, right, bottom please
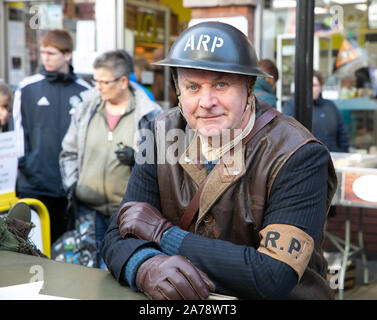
left=0, top=93, right=10, bottom=126
left=312, top=76, right=322, bottom=100
left=177, top=68, right=249, bottom=137
left=40, top=46, right=71, bottom=73
left=93, top=67, right=128, bottom=103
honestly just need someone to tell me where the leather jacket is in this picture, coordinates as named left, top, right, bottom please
left=155, top=100, right=337, bottom=299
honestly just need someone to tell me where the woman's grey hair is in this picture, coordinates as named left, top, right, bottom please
left=93, top=50, right=133, bottom=78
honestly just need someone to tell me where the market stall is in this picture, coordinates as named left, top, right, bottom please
left=328, top=152, right=377, bottom=299
left=332, top=152, right=377, bottom=208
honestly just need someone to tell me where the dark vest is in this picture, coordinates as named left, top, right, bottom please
left=155, top=100, right=337, bottom=299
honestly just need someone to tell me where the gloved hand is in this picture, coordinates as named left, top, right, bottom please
left=115, top=144, right=135, bottom=167
left=117, top=201, right=173, bottom=245
left=136, top=254, right=215, bottom=300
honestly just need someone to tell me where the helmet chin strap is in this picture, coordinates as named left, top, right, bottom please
left=206, top=76, right=255, bottom=139
left=233, top=78, right=256, bottom=131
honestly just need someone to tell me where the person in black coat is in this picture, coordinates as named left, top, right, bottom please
left=11, top=29, right=91, bottom=243
left=283, top=70, right=349, bottom=153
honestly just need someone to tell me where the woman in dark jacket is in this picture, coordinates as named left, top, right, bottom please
left=283, top=70, right=349, bottom=152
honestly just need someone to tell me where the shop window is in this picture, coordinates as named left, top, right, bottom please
left=123, top=1, right=178, bottom=108
left=5, top=0, right=96, bottom=87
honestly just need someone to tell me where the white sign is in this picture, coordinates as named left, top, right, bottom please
left=95, top=0, right=117, bottom=53
left=72, top=51, right=99, bottom=75
left=0, top=131, right=18, bottom=194
left=352, top=175, right=377, bottom=203
left=8, top=21, right=26, bottom=87
left=76, top=21, right=96, bottom=52
left=37, top=4, right=63, bottom=30
left=369, top=0, right=377, bottom=29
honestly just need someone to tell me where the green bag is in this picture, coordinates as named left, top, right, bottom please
left=0, top=217, right=19, bottom=252
left=0, top=203, right=47, bottom=258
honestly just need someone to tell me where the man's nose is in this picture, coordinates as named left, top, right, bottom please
left=199, top=87, right=217, bottom=109
left=95, top=82, right=102, bottom=91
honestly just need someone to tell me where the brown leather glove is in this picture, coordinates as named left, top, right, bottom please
left=136, top=254, right=215, bottom=300
left=117, top=201, right=173, bottom=244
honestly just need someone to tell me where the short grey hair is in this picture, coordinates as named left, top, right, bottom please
left=93, top=50, right=133, bottom=78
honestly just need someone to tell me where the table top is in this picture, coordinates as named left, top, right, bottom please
left=0, top=250, right=147, bottom=300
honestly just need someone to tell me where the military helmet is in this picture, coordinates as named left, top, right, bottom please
left=154, top=21, right=272, bottom=78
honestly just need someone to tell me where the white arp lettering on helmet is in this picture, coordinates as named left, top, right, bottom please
left=183, top=34, right=224, bottom=53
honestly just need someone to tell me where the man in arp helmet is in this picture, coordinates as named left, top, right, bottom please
left=103, top=22, right=337, bottom=300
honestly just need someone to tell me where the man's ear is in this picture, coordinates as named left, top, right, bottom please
left=64, top=52, right=72, bottom=63
left=172, top=68, right=180, bottom=96
left=121, top=76, right=129, bottom=89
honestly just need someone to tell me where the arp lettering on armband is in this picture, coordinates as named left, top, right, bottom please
left=257, top=224, right=314, bottom=279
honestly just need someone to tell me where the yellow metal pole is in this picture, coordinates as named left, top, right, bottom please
left=17, top=198, right=51, bottom=258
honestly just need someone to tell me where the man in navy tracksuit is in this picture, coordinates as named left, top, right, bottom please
left=12, top=29, right=91, bottom=243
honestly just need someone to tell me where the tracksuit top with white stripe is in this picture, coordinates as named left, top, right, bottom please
left=12, top=66, right=91, bottom=198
